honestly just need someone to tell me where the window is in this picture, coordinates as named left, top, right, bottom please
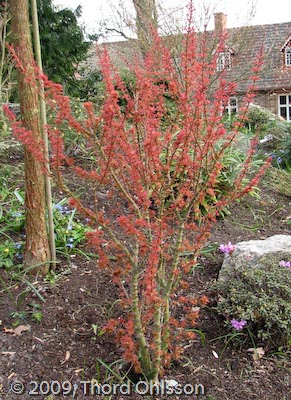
left=217, top=51, right=232, bottom=71
left=223, top=97, right=238, bottom=118
left=285, top=46, right=291, bottom=66
left=278, top=94, right=291, bottom=121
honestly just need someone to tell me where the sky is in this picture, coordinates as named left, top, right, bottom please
left=53, top=0, right=291, bottom=41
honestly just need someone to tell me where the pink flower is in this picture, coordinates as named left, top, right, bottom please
left=231, top=319, right=247, bottom=330
left=279, top=260, right=291, bottom=268
left=219, top=242, right=235, bottom=254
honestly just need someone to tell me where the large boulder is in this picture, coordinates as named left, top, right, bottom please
left=218, top=235, right=291, bottom=281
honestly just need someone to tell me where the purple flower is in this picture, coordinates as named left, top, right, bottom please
left=279, top=260, right=291, bottom=268
left=219, top=242, right=235, bottom=254
left=231, top=319, right=247, bottom=331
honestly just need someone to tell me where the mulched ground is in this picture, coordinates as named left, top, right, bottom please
left=1, top=160, right=291, bottom=399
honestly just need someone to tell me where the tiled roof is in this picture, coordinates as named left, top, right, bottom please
left=85, top=40, right=141, bottom=71
left=86, top=20, right=291, bottom=93
left=225, top=22, right=291, bottom=92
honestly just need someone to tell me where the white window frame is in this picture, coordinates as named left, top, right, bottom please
left=223, top=97, right=238, bottom=118
left=217, top=51, right=232, bottom=72
left=285, top=47, right=291, bottom=66
left=278, top=94, right=291, bottom=121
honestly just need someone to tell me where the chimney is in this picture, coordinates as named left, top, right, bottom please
left=214, top=13, right=227, bottom=35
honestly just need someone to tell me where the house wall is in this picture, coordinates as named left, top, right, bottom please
left=253, top=92, right=277, bottom=115
left=236, top=92, right=279, bottom=118
left=253, top=91, right=291, bottom=119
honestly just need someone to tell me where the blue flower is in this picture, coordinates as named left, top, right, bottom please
left=54, top=204, right=64, bottom=213
left=14, top=242, right=22, bottom=250
left=11, top=211, right=22, bottom=217
left=15, top=252, right=23, bottom=260
left=66, top=238, right=74, bottom=248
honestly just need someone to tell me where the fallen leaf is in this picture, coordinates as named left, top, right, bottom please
left=4, top=325, right=31, bottom=336
left=61, top=350, right=70, bottom=364
left=74, top=368, right=84, bottom=374
left=247, top=347, right=265, bottom=361
left=212, top=350, right=219, bottom=359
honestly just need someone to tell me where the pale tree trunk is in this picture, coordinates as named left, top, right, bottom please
left=132, top=0, right=158, bottom=58
left=10, top=0, right=50, bottom=274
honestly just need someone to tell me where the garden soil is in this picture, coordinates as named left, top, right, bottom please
left=1, top=164, right=291, bottom=400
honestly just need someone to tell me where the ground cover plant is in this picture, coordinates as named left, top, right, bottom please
left=214, top=249, right=291, bottom=348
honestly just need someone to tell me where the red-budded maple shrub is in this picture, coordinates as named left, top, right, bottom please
left=6, top=6, right=269, bottom=381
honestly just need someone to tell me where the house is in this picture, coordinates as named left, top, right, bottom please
left=86, top=13, right=291, bottom=122
left=212, top=13, right=291, bottom=121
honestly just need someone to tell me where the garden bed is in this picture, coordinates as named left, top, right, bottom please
left=1, top=164, right=291, bottom=400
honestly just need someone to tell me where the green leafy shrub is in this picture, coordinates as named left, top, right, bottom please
left=75, top=69, right=105, bottom=103
left=214, top=261, right=291, bottom=347
left=246, top=104, right=291, bottom=141
left=245, top=104, right=291, bottom=170
left=269, top=136, right=291, bottom=170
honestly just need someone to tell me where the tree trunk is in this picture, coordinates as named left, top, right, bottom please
left=10, top=0, right=50, bottom=274
left=132, top=0, right=158, bottom=58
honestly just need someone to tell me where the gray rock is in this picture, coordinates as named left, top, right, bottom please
left=218, top=235, right=291, bottom=281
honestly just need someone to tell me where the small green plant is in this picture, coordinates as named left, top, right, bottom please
left=53, top=199, right=93, bottom=258
left=0, top=239, right=17, bottom=268
left=10, top=310, right=27, bottom=325
left=214, top=259, right=291, bottom=348
left=10, top=301, right=43, bottom=324
left=0, top=189, right=93, bottom=268
left=0, top=187, right=25, bottom=234
left=95, top=358, right=135, bottom=386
